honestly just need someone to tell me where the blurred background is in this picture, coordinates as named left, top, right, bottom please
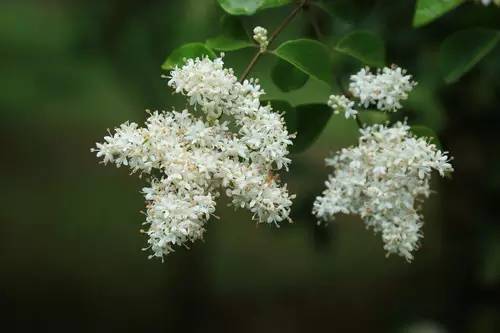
left=1, top=0, right=500, bottom=332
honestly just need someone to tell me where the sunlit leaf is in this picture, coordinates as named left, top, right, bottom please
left=439, top=28, right=500, bottom=84
left=206, top=16, right=253, bottom=51
left=271, top=59, right=309, bottom=92
left=413, top=0, right=464, bottom=28
left=161, top=43, right=215, bottom=70
left=335, top=31, right=385, bottom=67
left=217, top=0, right=292, bottom=15
left=273, top=39, right=333, bottom=86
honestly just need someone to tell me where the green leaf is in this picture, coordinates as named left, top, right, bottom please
left=206, top=16, right=253, bottom=51
left=161, top=43, right=215, bottom=70
left=413, top=0, right=464, bottom=28
left=273, top=39, right=333, bottom=86
left=271, top=59, right=309, bottom=92
left=217, top=0, right=292, bottom=15
left=439, top=28, right=500, bottom=84
left=335, top=31, right=385, bottom=67
left=410, top=125, right=441, bottom=148
left=358, top=110, right=389, bottom=125
left=206, top=36, right=252, bottom=51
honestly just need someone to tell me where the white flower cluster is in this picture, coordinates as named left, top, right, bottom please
left=327, top=65, right=416, bottom=119
left=253, top=26, right=269, bottom=52
left=476, top=0, right=500, bottom=6
left=313, top=122, right=453, bottom=262
left=93, top=56, right=295, bottom=260
left=327, top=94, right=357, bottom=119
left=349, top=65, right=417, bottom=112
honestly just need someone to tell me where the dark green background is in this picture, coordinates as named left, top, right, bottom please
left=1, top=0, right=499, bottom=332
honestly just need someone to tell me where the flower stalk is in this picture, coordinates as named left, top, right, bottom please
left=239, top=0, right=307, bottom=83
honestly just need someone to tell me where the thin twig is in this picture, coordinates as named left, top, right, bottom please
left=239, top=0, right=307, bottom=83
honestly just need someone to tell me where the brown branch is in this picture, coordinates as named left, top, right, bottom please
left=239, top=0, right=307, bottom=83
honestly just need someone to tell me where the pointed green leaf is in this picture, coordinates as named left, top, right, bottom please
left=161, top=43, right=215, bottom=71
left=413, top=0, right=464, bottom=28
left=206, top=16, right=253, bottom=51
left=217, top=0, right=292, bottom=16
left=440, top=28, right=500, bottom=84
left=273, top=39, right=333, bottom=86
left=335, top=31, right=385, bottom=67
left=271, top=59, right=309, bottom=92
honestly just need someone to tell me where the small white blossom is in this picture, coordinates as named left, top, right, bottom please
left=93, top=56, right=295, bottom=260
left=349, top=65, right=417, bottom=112
left=327, top=94, right=358, bottom=119
left=313, top=122, right=453, bottom=262
left=253, top=26, right=269, bottom=52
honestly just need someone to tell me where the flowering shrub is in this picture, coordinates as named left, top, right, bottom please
left=93, top=0, right=500, bottom=262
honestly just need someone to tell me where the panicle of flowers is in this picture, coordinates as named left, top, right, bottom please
left=253, top=26, right=269, bottom=52
left=313, top=122, right=453, bottom=262
left=349, top=65, right=417, bottom=112
left=327, top=94, right=358, bottom=119
left=92, top=56, right=295, bottom=260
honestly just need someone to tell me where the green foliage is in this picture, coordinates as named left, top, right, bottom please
left=413, top=0, right=464, bottom=27
left=439, top=28, right=500, bottom=84
left=335, top=31, right=385, bottom=67
left=161, top=43, right=215, bottom=70
left=406, top=81, right=446, bottom=131
left=206, top=16, right=253, bottom=51
left=358, top=111, right=389, bottom=125
left=4, top=0, right=500, bottom=327
left=311, top=1, right=375, bottom=23
left=290, top=103, right=332, bottom=153
left=410, top=125, right=441, bottom=148
left=262, top=100, right=332, bottom=153
left=273, top=39, right=332, bottom=86
left=217, top=0, right=292, bottom=15
left=271, top=59, right=309, bottom=92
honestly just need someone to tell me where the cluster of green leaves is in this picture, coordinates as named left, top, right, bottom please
left=160, top=0, right=499, bottom=152
left=414, top=0, right=500, bottom=83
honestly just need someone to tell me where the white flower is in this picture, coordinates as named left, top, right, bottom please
left=93, top=56, right=295, bottom=260
left=253, top=26, right=269, bottom=52
left=349, top=65, right=417, bottom=112
left=313, top=122, right=453, bottom=262
left=327, top=94, right=358, bottom=119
